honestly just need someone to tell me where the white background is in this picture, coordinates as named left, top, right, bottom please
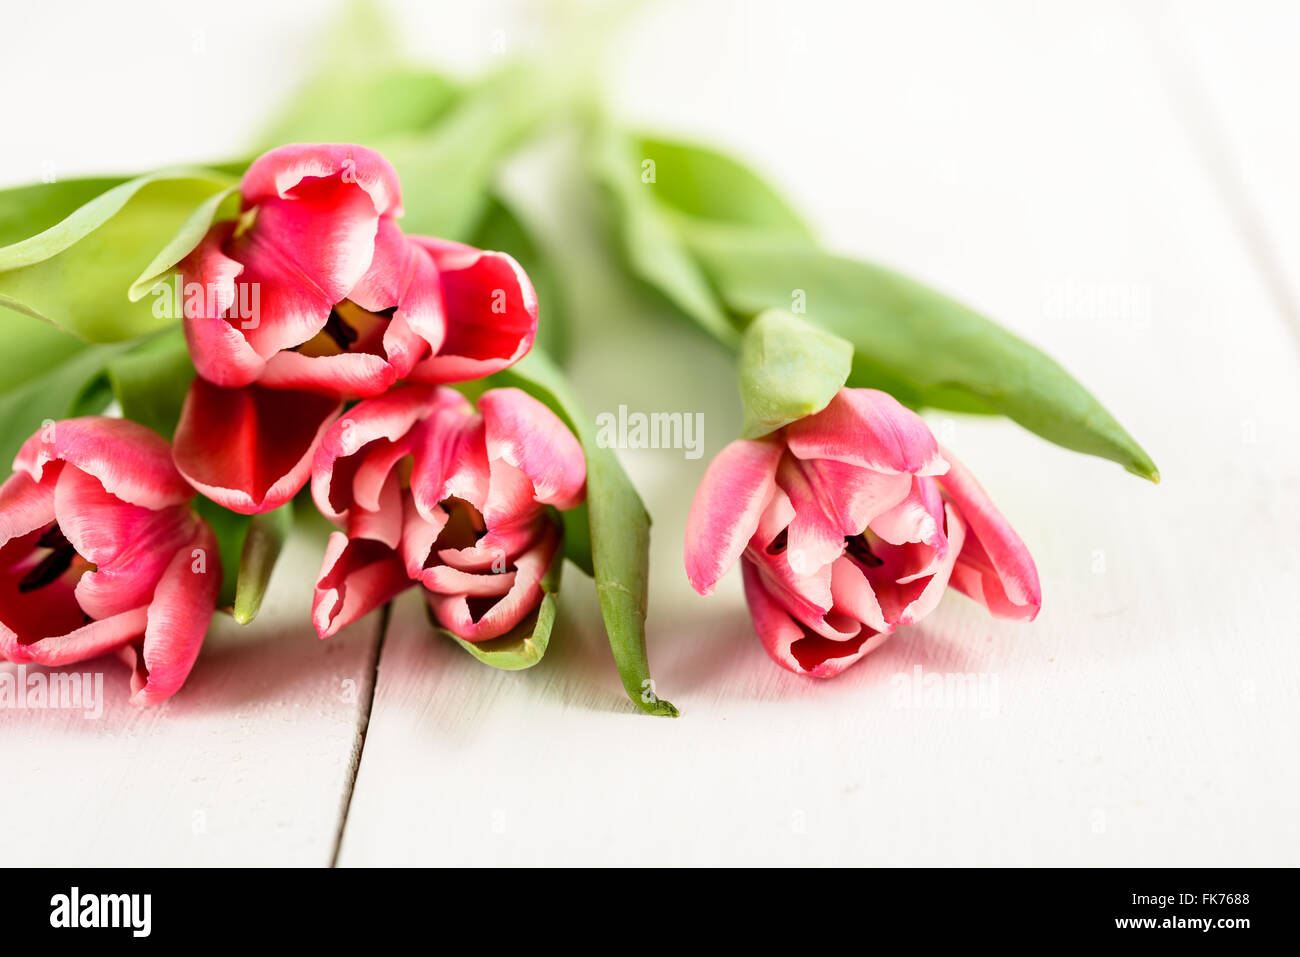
left=2, top=0, right=1298, bottom=866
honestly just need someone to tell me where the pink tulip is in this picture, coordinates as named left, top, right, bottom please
left=685, top=388, right=1040, bottom=678
left=310, top=385, right=585, bottom=642
left=0, top=418, right=220, bottom=704
left=171, top=144, right=539, bottom=514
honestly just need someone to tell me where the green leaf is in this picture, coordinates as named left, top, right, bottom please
left=260, top=69, right=460, bottom=150
left=128, top=186, right=238, bottom=301
left=256, top=0, right=460, bottom=148
left=589, top=126, right=738, bottom=347
left=442, top=535, right=564, bottom=670
left=0, top=168, right=237, bottom=342
left=470, top=195, right=568, bottom=362
left=193, top=498, right=294, bottom=621
left=561, top=500, right=594, bottom=578
left=739, top=309, right=852, bottom=437
left=106, top=327, right=195, bottom=438
left=633, top=135, right=812, bottom=236
left=0, top=309, right=96, bottom=393
left=378, top=65, right=565, bottom=241
left=194, top=498, right=248, bottom=612
left=0, top=176, right=130, bottom=248
left=687, top=226, right=1160, bottom=481
left=494, top=349, right=679, bottom=716
left=232, top=503, right=293, bottom=625
left=0, top=323, right=128, bottom=466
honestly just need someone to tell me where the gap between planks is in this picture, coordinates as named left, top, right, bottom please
left=329, top=600, right=392, bottom=867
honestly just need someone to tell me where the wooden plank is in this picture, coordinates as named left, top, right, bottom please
left=0, top=530, right=381, bottom=866
left=338, top=0, right=1300, bottom=865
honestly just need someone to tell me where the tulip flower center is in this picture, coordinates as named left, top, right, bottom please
left=431, top=498, right=488, bottom=556
left=846, top=532, right=886, bottom=569
left=296, top=300, right=395, bottom=357
left=17, top=524, right=94, bottom=593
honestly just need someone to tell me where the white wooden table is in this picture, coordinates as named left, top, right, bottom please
left=3, top=0, right=1298, bottom=867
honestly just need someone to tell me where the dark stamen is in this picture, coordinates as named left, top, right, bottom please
left=846, top=535, right=885, bottom=568
left=18, top=525, right=78, bottom=593
left=466, top=595, right=498, bottom=624
left=766, top=529, right=789, bottom=556
left=322, top=308, right=360, bottom=351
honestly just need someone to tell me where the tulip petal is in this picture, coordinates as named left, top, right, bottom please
left=313, top=531, right=412, bottom=640
left=351, top=219, right=447, bottom=373
left=126, top=521, right=221, bottom=705
left=829, top=555, right=892, bottom=634
left=258, top=349, right=397, bottom=397
left=399, top=495, right=448, bottom=581
left=743, top=561, right=883, bottom=678
left=776, top=454, right=850, bottom=576
left=406, top=238, right=537, bottom=384
left=785, top=388, right=947, bottom=476
left=409, top=402, right=487, bottom=522
left=426, top=521, right=558, bottom=642
left=871, top=475, right=948, bottom=550
left=173, top=379, right=341, bottom=515
left=0, top=472, right=56, bottom=547
left=18, top=606, right=150, bottom=668
left=14, top=416, right=193, bottom=509
left=179, top=223, right=268, bottom=388
left=478, top=388, right=587, bottom=517
left=52, top=467, right=197, bottom=621
left=312, top=383, right=440, bottom=523
left=939, top=448, right=1041, bottom=620
left=684, top=437, right=782, bottom=595
left=241, top=143, right=403, bottom=219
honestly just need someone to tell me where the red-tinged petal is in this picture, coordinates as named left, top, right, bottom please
left=313, top=532, right=412, bottom=640
left=173, top=380, right=341, bottom=515
left=939, top=448, right=1041, bottom=620
left=784, top=388, right=947, bottom=476
left=242, top=144, right=403, bottom=219
left=419, top=564, right=517, bottom=597
left=426, top=521, right=558, bottom=642
left=752, top=486, right=795, bottom=550
left=479, top=388, right=586, bottom=516
left=14, top=416, right=193, bottom=509
left=259, top=348, right=397, bottom=397
left=399, top=496, right=447, bottom=581
left=352, top=220, right=446, bottom=372
left=776, top=454, right=849, bottom=577
left=684, top=437, right=782, bottom=595
left=436, top=521, right=541, bottom=574
left=52, top=465, right=173, bottom=567
left=121, top=522, right=221, bottom=705
left=230, top=181, right=379, bottom=359
left=0, top=472, right=56, bottom=547
left=743, top=560, right=883, bottom=679
left=346, top=471, right=404, bottom=550
left=409, top=402, right=487, bottom=521
left=870, top=475, right=948, bottom=550
left=312, top=384, right=441, bottom=523
left=406, top=237, right=537, bottom=385
left=806, top=459, right=913, bottom=538
left=742, top=544, right=849, bottom=639
left=179, top=223, right=265, bottom=387
left=0, top=528, right=95, bottom=662
left=853, top=500, right=965, bottom=628
left=17, top=606, right=150, bottom=668
left=52, top=469, right=196, bottom=621
left=893, top=503, right=965, bottom=626
left=184, top=312, right=268, bottom=387
left=829, top=556, right=891, bottom=634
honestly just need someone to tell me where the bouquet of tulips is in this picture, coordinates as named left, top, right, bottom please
left=0, top=3, right=1155, bottom=715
